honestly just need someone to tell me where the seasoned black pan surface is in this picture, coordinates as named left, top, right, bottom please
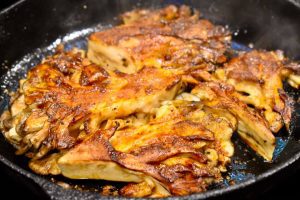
left=0, top=0, right=300, bottom=199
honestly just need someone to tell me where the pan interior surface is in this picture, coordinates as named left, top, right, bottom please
left=0, top=0, right=300, bottom=199
left=0, top=24, right=299, bottom=197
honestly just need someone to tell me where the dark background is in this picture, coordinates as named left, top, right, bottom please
left=0, top=0, right=299, bottom=199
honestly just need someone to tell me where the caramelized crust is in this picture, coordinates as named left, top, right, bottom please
left=59, top=99, right=235, bottom=196
left=191, top=82, right=275, bottom=161
left=215, top=50, right=300, bottom=132
left=88, top=5, right=230, bottom=73
left=1, top=49, right=181, bottom=159
left=1, top=5, right=299, bottom=198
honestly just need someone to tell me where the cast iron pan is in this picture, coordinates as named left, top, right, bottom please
left=1, top=0, right=300, bottom=199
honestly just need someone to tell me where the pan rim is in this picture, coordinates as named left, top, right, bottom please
left=0, top=0, right=25, bottom=15
left=0, top=0, right=300, bottom=199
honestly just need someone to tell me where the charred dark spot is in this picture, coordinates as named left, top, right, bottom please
left=247, top=104, right=255, bottom=109
left=238, top=91, right=250, bottom=96
left=164, top=54, right=172, bottom=61
left=121, top=58, right=128, bottom=68
left=259, top=79, right=265, bottom=84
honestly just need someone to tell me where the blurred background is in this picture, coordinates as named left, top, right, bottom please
left=0, top=0, right=299, bottom=199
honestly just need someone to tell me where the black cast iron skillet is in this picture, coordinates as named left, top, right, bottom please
left=1, top=0, right=300, bottom=199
